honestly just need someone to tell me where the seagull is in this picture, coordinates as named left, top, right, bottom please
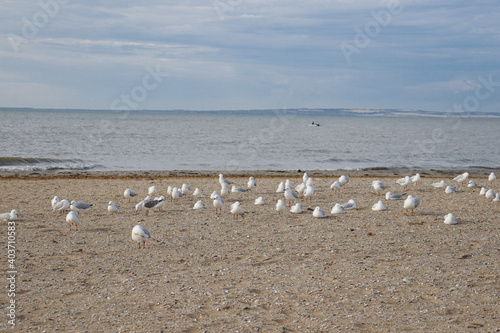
left=396, top=176, right=411, bottom=192
left=231, top=185, right=248, bottom=193
left=166, top=186, right=173, bottom=196
left=443, top=213, right=457, bottom=225
left=467, top=180, right=478, bottom=188
left=210, top=191, right=220, bottom=199
left=193, top=200, right=205, bottom=210
left=148, top=185, right=158, bottom=197
left=493, top=193, right=500, bottom=202
left=284, top=187, right=300, bottom=207
left=431, top=180, right=446, bottom=188
left=171, top=187, right=184, bottom=201
left=181, top=184, right=191, bottom=195
left=193, top=188, right=203, bottom=197
left=339, top=175, right=350, bottom=188
left=131, top=225, right=151, bottom=249
left=66, top=211, right=79, bottom=231
left=479, top=187, right=487, bottom=195
left=107, top=201, right=119, bottom=215
left=330, top=181, right=343, bottom=190
left=306, top=177, right=314, bottom=186
left=213, top=196, right=224, bottom=215
left=153, top=196, right=166, bottom=211
left=312, top=206, right=326, bottom=218
left=340, top=199, right=357, bottom=210
left=372, top=200, right=386, bottom=211
left=247, top=176, right=257, bottom=188
left=403, top=195, right=420, bottom=215
left=285, top=179, right=293, bottom=189
left=290, top=203, right=302, bottom=214
left=220, top=183, right=230, bottom=197
left=445, top=186, right=456, bottom=194
left=135, top=196, right=153, bottom=212
left=124, top=188, right=137, bottom=200
left=385, top=192, right=405, bottom=200
left=52, top=199, right=70, bottom=216
left=488, top=172, right=496, bottom=182
left=219, top=173, right=234, bottom=185
left=70, top=201, right=94, bottom=215
left=485, top=189, right=495, bottom=199
left=372, top=180, right=386, bottom=193
left=295, top=183, right=307, bottom=196
left=276, top=181, right=285, bottom=193
left=410, top=173, right=421, bottom=187
left=302, top=172, right=309, bottom=183
left=331, top=203, right=344, bottom=214
left=230, top=201, right=243, bottom=220
left=275, top=199, right=286, bottom=215
left=303, top=185, right=315, bottom=202
left=0, top=209, right=18, bottom=222
left=452, top=172, right=469, bottom=186
left=51, top=196, right=60, bottom=209
left=254, top=197, right=265, bottom=205
left=141, top=197, right=165, bottom=215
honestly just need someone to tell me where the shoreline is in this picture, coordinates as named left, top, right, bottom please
left=1, top=168, right=498, bottom=179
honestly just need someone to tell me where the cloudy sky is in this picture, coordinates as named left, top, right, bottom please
left=1, top=0, right=500, bottom=112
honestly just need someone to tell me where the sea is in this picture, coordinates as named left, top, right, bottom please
left=1, top=109, right=499, bottom=172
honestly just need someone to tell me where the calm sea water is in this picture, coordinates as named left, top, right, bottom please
left=1, top=109, right=499, bottom=171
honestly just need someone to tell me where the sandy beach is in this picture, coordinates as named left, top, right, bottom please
left=1, top=170, right=499, bottom=332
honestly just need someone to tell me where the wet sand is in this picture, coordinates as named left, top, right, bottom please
left=0, top=170, right=499, bottom=332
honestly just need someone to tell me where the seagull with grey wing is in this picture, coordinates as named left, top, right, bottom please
left=70, top=200, right=94, bottom=215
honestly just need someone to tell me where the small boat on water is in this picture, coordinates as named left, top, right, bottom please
left=309, top=121, right=320, bottom=127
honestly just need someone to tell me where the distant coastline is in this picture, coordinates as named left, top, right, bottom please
left=1, top=107, right=500, bottom=118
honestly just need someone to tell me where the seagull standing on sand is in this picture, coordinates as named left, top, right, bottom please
left=219, top=174, right=234, bottom=185
left=404, top=195, right=420, bottom=215
left=220, top=183, right=230, bottom=197
left=148, top=185, right=158, bottom=197
left=330, top=181, right=343, bottom=190
left=52, top=199, right=70, bottom=215
left=295, top=183, right=307, bottom=196
left=171, top=187, right=184, bottom=201
left=131, top=225, right=151, bottom=249
left=284, top=187, right=300, bottom=207
left=66, top=211, right=79, bottom=231
left=488, top=172, right=496, bottom=182
left=276, top=181, right=285, bottom=193
left=181, top=184, right=191, bottom=195
left=0, top=209, right=18, bottom=222
left=303, top=185, right=315, bottom=202
left=396, top=176, right=411, bottom=192
left=276, top=199, right=286, bottom=215
left=453, top=172, right=469, bottom=186
left=372, top=180, right=386, bottom=193
left=230, top=201, right=243, bottom=220
left=213, top=196, right=224, bottom=215
left=312, top=206, right=326, bottom=218
left=51, top=196, right=60, bottom=209
left=247, top=176, right=257, bottom=189
left=210, top=191, right=220, bottom=199
left=411, top=173, right=421, bottom=188
left=70, top=201, right=94, bottom=215
left=107, top=201, right=119, bottom=215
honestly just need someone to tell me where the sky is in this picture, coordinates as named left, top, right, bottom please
left=1, top=0, right=500, bottom=112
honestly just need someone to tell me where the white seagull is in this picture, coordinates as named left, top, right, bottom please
left=295, top=183, right=307, bottom=196
left=396, top=176, right=411, bottom=192
left=330, top=181, right=343, bottom=190
left=340, top=199, right=357, bottom=210
left=385, top=192, right=405, bottom=200
left=467, top=180, right=478, bottom=188
left=312, top=206, right=326, bottom=218
left=479, top=187, right=487, bottom=195
left=247, top=176, right=257, bottom=188
left=148, top=185, right=158, bottom=197
left=290, top=203, right=302, bottom=214
left=488, top=172, right=496, bottom=182
left=485, top=189, right=495, bottom=199
left=275, top=199, right=286, bottom=215
left=254, top=197, right=265, bottom=205
left=213, top=196, right=224, bottom=215
left=411, top=173, right=421, bottom=187
left=331, top=203, right=344, bottom=214
left=452, top=172, right=469, bottom=185
left=107, top=201, right=119, bottom=215
left=431, top=180, right=446, bottom=188
left=445, top=186, right=456, bottom=194
left=372, top=200, right=386, bottom=211
left=284, top=187, right=300, bottom=207
left=493, top=193, right=500, bottom=202
left=219, top=174, right=234, bottom=185
left=403, top=195, right=420, bottom=215
left=70, top=201, right=94, bottom=215
left=0, top=209, right=18, bottom=222
left=303, top=185, right=315, bottom=202
left=230, top=201, right=243, bottom=219
left=131, top=225, right=151, bottom=249
left=443, top=213, right=457, bottom=225
left=66, top=211, right=79, bottom=231
left=210, top=191, right=220, bottom=199
left=276, top=181, right=285, bottom=193
left=220, top=183, right=230, bottom=197
left=52, top=199, right=70, bottom=216
left=193, top=200, right=205, bottom=210
left=339, top=175, right=350, bottom=188
left=372, top=180, right=387, bottom=193
left=51, top=196, right=60, bottom=209
left=124, top=188, right=137, bottom=200
left=193, top=188, right=203, bottom=197
left=231, top=185, right=248, bottom=193
left=181, top=184, right=191, bottom=195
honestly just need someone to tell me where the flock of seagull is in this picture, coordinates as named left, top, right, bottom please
left=1, top=172, right=498, bottom=249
